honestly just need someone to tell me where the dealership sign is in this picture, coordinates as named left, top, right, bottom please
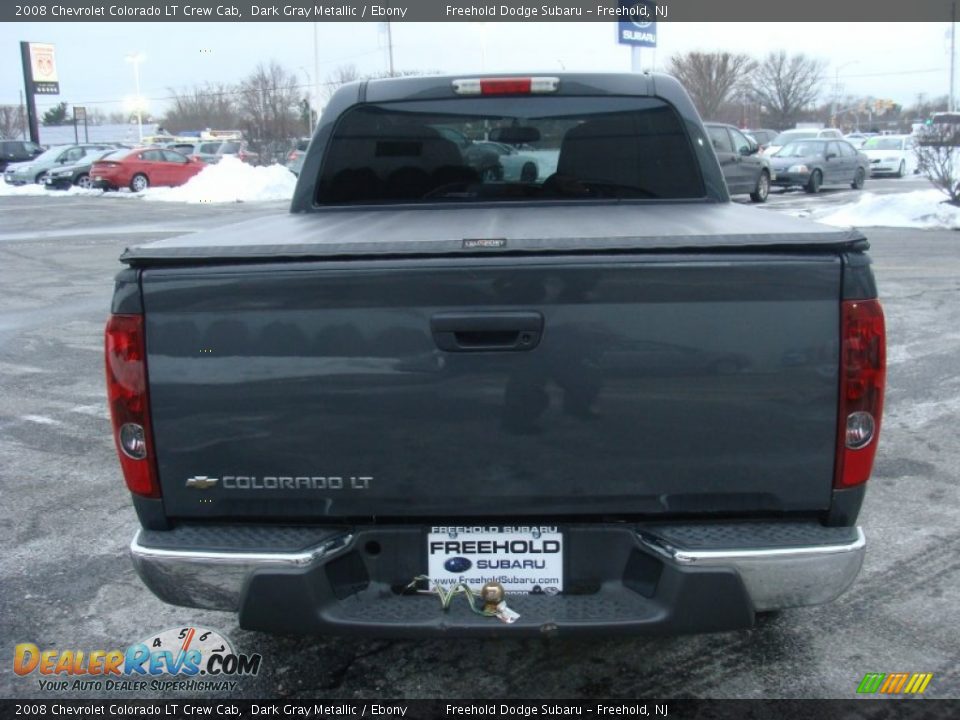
left=617, top=1, right=657, bottom=48
left=29, top=43, right=59, bottom=95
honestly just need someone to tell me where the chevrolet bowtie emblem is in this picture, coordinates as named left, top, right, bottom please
left=185, top=476, right=219, bottom=490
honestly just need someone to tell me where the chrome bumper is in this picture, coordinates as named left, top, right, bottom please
left=130, top=530, right=353, bottom=611
left=638, top=527, right=866, bottom=611
left=130, top=525, right=865, bottom=616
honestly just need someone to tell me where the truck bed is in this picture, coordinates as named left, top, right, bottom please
left=120, top=203, right=865, bottom=265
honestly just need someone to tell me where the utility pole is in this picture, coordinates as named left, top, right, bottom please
left=313, top=23, right=321, bottom=129
left=386, top=22, right=395, bottom=76
left=951, top=2, right=956, bottom=111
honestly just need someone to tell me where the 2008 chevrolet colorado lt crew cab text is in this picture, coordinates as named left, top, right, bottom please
left=107, top=73, right=885, bottom=636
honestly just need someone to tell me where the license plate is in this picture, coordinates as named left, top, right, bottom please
left=427, top=526, right=564, bottom=594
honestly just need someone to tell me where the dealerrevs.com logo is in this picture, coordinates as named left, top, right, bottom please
left=14, top=627, right=262, bottom=693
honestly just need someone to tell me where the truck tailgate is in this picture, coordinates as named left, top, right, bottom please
left=141, top=252, right=841, bottom=519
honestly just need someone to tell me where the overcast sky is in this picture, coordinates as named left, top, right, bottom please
left=1, top=22, right=954, bottom=117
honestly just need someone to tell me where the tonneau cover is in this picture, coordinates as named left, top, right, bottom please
left=121, top=203, right=864, bottom=265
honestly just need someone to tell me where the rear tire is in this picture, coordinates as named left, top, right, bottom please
left=130, top=174, right=149, bottom=192
left=896, top=160, right=905, bottom=178
left=76, top=173, right=92, bottom=189
left=851, top=167, right=866, bottom=190
left=750, top=170, right=770, bottom=203
left=34, top=172, right=45, bottom=184
left=804, top=170, right=822, bottom=194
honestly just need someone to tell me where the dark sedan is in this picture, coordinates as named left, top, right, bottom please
left=43, top=148, right=117, bottom=190
left=769, top=139, right=869, bottom=193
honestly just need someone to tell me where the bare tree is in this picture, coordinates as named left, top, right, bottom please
left=322, top=64, right=440, bottom=104
left=0, top=105, right=26, bottom=139
left=323, top=64, right=362, bottom=102
left=749, top=51, right=826, bottom=129
left=916, top=122, right=960, bottom=205
left=163, top=83, right=241, bottom=133
left=238, top=61, right=302, bottom=163
left=668, top=51, right=756, bottom=121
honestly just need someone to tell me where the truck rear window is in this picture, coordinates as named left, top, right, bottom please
left=315, top=96, right=704, bottom=205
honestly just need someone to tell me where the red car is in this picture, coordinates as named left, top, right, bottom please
left=90, top=147, right=204, bottom=191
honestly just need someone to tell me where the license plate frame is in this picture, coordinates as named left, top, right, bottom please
left=427, top=526, right=564, bottom=595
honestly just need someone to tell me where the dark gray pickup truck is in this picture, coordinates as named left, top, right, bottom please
left=107, top=73, right=886, bottom=636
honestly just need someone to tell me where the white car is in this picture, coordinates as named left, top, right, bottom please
left=861, top=135, right=916, bottom=177
left=763, top=128, right=844, bottom=157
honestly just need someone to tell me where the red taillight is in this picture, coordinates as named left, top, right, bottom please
left=481, top=78, right=532, bottom=95
left=452, top=77, right=559, bottom=96
left=105, top=314, right=160, bottom=498
left=834, top=299, right=886, bottom=488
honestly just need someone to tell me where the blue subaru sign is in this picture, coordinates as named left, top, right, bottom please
left=617, top=1, right=657, bottom=48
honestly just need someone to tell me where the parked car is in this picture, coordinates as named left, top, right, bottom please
left=214, top=141, right=258, bottom=165
left=163, top=142, right=221, bottom=164
left=4, top=144, right=113, bottom=185
left=743, top=128, right=778, bottom=152
left=0, top=140, right=43, bottom=172
left=43, top=148, right=117, bottom=190
left=117, top=73, right=883, bottom=637
left=763, top=128, right=843, bottom=156
left=861, top=135, right=917, bottom=177
left=769, top=138, right=869, bottom=193
left=89, top=147, right=204, bottom=191
left=705, top=122, right=773, bottom=202
left=464, top=141, right=541, bottom=182
left=286, top=138, right=310, bottom=176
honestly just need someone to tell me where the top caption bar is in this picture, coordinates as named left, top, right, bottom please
left=4, top=0, right=955, bottom=22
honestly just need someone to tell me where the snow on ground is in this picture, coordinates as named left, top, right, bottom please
left=0, top=156, right=296, bottom=203
left=813, top=189, right=960, bottom=230
left=142, top=156, right=296, bottom=204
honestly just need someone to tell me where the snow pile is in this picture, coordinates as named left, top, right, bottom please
left=816, top=190, right=960, bottom=230
left=143, top=156, right=296, bottom=204
left=0, top=181, right=49, bottom=197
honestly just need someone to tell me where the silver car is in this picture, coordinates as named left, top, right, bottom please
left=4, top=144, right=114, bottom=185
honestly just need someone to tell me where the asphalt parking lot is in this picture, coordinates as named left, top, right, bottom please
left=0, top=182, right=957, bottom=700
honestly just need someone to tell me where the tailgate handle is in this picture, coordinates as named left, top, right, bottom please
left=431, top=312, right=543, bottom=352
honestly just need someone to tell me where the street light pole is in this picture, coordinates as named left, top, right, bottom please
left=125, top=52, right=144, bottom=142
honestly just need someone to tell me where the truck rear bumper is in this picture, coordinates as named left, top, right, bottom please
left=130, top=522, right=865, bottom=636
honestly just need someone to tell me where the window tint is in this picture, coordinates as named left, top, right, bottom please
left=729, top=128, right=753, bottom=154
left=199, top=143, right=221, bottom=154
left=162, top=150, right=188, bottom=163
left=62, top=147, right=85, bottom=162
left=316, top=97, right=705, bottom=205
left=218, top=142, right=241, bottom=153
left=707, top=126, right=734, bottom=153
left=839, top=142, right=856, bottom=158
left=142, top=150, right=164, bottom=162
